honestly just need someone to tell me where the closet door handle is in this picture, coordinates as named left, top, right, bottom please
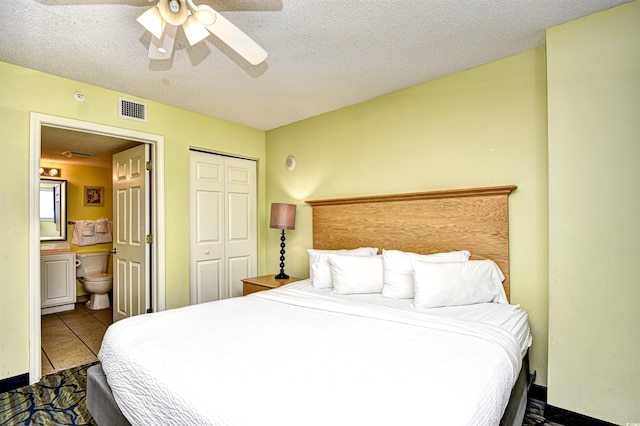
left=110, top=249, right=119, bottom=254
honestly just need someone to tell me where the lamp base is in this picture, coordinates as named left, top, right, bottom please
left=274, top=272, right=289, bottom=280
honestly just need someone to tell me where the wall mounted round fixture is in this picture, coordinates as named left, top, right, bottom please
left=285, top=156, right=296, bottom=171
left=40, top=167, right=61, bottom=177
left=74, top=92, right=85, bottom=102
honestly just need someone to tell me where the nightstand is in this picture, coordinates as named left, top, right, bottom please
left=242, top=274, right=302, bottom=296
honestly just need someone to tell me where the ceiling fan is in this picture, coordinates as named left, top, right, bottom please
left=137, top=0, right=268, bottom=65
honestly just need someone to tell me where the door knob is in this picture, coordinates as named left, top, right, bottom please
left=110, top=248, right=119, bottom=254
left=204, top=249, right=210, bottom=255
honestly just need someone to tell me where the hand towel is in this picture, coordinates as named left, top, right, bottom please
left=82, top=221, right=95, bottom=236
left=96, top=217, right=109, bottom=233
left=95, top=220, right=113, bottom=244
left=71, top=221, right=97, bottom=246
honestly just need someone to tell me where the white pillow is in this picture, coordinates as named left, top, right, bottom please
left=412, top=259, right=508, bottom=309
left=328, top=254, right=384, bottom=294
left=381, top=250, right=471, bottom=299
left=308, top=247, right=379, bottom=289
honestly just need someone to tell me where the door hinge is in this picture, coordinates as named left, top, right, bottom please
left=146, top=234, right=153, bottom=244
left=146, top=161, right=153, bottom=171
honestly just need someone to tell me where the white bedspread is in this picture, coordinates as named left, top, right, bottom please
left=99, top=284, right=527, bottom=426
left=285, top=279, right=532, bottom=356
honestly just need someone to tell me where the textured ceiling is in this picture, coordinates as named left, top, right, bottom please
left=1, top=0, right=631, bottom=133
left=40, top=126, right=140, bottom=168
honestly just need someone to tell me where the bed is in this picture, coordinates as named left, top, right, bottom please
left=88, top=185, right=532, bottom=426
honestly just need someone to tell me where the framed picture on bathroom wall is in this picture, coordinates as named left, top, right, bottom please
left=84, top=186, right=104, bottom=207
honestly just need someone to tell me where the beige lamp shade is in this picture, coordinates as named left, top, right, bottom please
left=270, top=203, right=296, bottom=230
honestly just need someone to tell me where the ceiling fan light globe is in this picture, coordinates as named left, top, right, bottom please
left=137, top=6, right=165, bottom=39
left=183, top=14, right=210, bottom=46
left=158, top=0, right=188, bottom=26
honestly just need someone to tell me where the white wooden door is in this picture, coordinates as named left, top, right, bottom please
left=224, top=156, right=257, bottom=297
left=113, top=144, right=149, bottom=321
left=190, top=152, right=224, bottom=303
left=189, top=151, right=256, bottom=304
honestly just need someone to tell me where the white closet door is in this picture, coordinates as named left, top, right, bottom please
left=224, top=156, right=257, bottom=298
left=189, top=151, right=256, bottom=304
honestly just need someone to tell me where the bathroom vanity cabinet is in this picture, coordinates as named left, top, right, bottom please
left=41, top=252, right=77, bottom=314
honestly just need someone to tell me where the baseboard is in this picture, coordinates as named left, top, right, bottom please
left=528, top=384, right=618, bottom=426
left=545, top=404, right=619, bottom=426
left=0, top=373, right=28, bottom=393
left=529, top=383, right=547, bottom=402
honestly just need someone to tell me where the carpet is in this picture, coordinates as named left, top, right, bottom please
left=522, top=398, right=566, bottom=426
left=0, top=363, right=97, bottom=426
left=2, top=362, right=563, bottom=426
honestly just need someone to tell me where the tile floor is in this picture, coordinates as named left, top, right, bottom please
left=41, top=303, right=113, bottom=375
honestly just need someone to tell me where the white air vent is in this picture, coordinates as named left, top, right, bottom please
left=118, top=97, right=147, bottom=122
left=62, top=150, right=93, bottom=158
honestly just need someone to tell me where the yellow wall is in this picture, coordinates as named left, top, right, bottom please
left=0, top=61, right=266, bottom=380
left=40, top=161, right=114, bottom=295
left=266, top=47, right=550, bottom=384
left=547, top=1, right=640, bottom=423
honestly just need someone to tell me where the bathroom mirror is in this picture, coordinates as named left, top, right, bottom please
left=40, top=179, right=67, bottom=241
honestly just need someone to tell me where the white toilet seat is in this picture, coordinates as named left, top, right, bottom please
left=84, top=273, right=112, bottom=283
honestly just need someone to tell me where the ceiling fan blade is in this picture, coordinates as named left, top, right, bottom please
left=148, top=23, right=178, bottom=60
left=198, top=6, right=268, bottom=65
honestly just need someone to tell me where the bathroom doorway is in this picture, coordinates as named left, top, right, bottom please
left=29, top=113, right=166, bottom=384
left=39, top=129, right=139, bottom=374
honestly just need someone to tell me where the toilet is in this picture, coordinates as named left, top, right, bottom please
left=76, top=251, right=113, bottom=310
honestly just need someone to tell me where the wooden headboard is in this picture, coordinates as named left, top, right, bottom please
left=306, top=185, right=516, bottom=300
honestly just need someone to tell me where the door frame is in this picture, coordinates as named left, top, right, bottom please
left=28, top=112, right=166, bottom=384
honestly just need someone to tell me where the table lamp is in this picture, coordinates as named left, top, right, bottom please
left=270, top=203, right=296, bottom=279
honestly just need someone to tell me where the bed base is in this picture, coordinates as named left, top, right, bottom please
left=87, top=360, right=528, bottom=426
left=87, top=364, right=131, bottom=426
left=500, top=353, right=530, bottom=425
